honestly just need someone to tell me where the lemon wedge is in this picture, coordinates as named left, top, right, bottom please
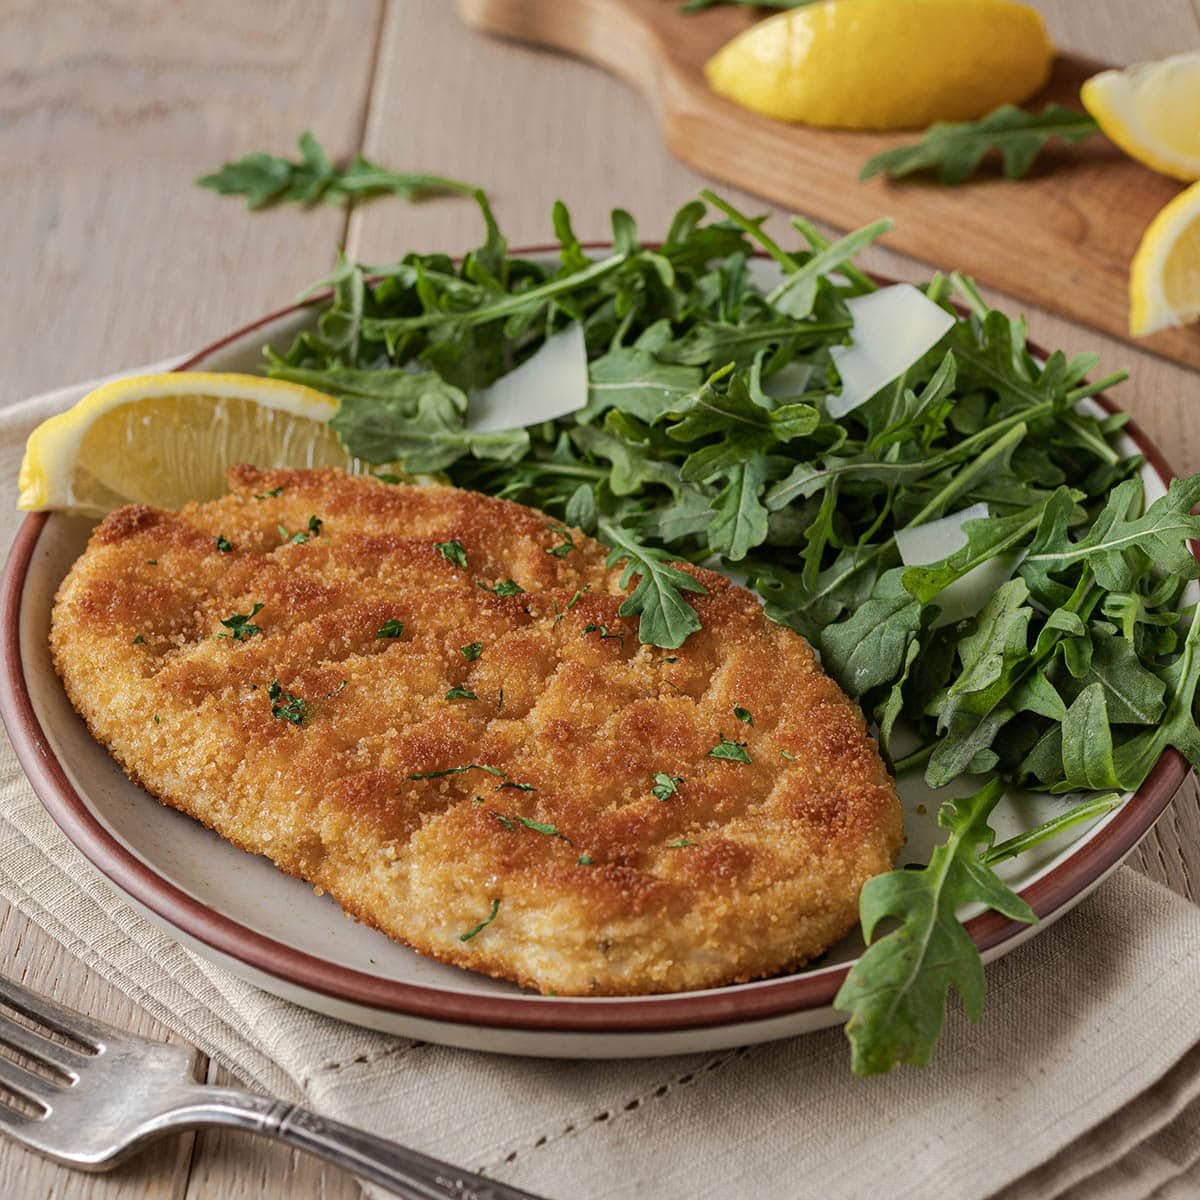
left=18, top=372, right=376, bottom=516
left=1081, top=54, right=1200, bottom=182
left=1129, top=180, right=1200, bottom=336
left=704, top=0, right=1054, bottom=130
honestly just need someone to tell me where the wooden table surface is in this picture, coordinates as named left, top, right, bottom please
left=2, top=1, right=1198, bottom=1195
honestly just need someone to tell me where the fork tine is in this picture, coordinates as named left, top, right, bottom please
left=0, top=1100, right=33, bottom=1130
left=0, top=1052, right=57, bottom=1106
left=0, top=975, right=109, bottom=1049
left=0, top=1010, right=89, bottom=1076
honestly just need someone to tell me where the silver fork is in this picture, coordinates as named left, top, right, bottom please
left=0, top=971, right=546, bottom=1200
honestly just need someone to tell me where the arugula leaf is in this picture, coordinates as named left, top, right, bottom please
left=834, top=778, right=1036, bottom=1075
left=900, top=495, right=1059, bottom=606
left=821, top=570, right=922, bottom=698
left=1022, top=476, right=1200, bottom=593
left=197, top=131, right=479, bottom=210
left=767, top=219, right=892, bottom=319
left=925, top=580, right=1035, bottom=787
left=861, top=105, right=1100, bottom=185
left=330, top=374, right=528, bottom=472
left=1110, top=606, right=1200, bottom=790
left=584, top=348, right=702, bottom=423
left=1057, top=626, right=1166, bottom=726
left=709, top=455, right=771, bottom=561
left=599, top=522, right=707, bottom=649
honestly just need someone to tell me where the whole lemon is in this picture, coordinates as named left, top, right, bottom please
left=705, top=0, right=1054, bottom=130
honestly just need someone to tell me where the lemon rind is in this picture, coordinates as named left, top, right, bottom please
left=1129, top=180, right=1200, bottom=336
left=19, top=372, right=339, bottom=512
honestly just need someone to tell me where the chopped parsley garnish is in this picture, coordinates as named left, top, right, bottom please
left=254, top=486, right=284, bottom=499
left=653, top=655, right=678, bottom=665
left=132, top=633, right=146, bottom=645
left=491, top=811, right=515, bottom=831
left=780, top=750, right=798, bottom=761
left=708, top=736, right=751, bottom=764
left=153, top=714, right=160, bottom=724
left=461, top=642, right=483, bottom=660
left=582, top=623, right=624, bottom=644
left=268, top=679, right=307, bottom=726
left=499, top=781, right=535, bottom=792
left=445, top=686, right=478, bottom=701
left=375, top=619, right=405, bottom=638
left=545, top=523, right=575, bottom=558
left=145, top=559, right=157, bottom=565
left=566, top=586, right=589, bottom=610
left=458, top=898, right=500, bottom=942
left=216, top=535, right=233, bottom=553
left=497, top=687, right=504, bottom=713
left=220, top=602, right=264, bottom=641
left=435, top=540, right=468, bottom=567
left=407, top=763, right=505, bottom=781
left=517, top=816, right=563, bottom=838
left=651, top=773, right=682, bottom=801
left=667, top=838, right=694, bottom=848
left=480, top=578, right=524, bottom=596
left=277, top=515, right=322, bottom=544
left=577, top=854, right=594, bottom=866
left=734, top=706, right=753, bottom=725
left=374, top=472, right=402, bottom=484
left=329, top=679, right=348, bottom=696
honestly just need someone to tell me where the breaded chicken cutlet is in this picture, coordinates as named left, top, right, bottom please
left=50, top=467, right=902, bottom=995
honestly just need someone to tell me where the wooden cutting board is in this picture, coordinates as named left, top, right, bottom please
left=457, top=0, right=1200, bottom=371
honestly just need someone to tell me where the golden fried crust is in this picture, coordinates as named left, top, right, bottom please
left=50, top=467, right=902, bottom=995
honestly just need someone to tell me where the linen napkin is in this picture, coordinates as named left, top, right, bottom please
left=3, top=371, right=1200, bottom=1200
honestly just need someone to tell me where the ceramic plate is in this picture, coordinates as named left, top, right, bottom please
left=0, top=259, right=1189, bottom=1057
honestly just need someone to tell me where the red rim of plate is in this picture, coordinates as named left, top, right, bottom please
left=0, top=255, right=1189, bottom=1035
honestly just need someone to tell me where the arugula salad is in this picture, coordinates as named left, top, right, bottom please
left=260, top=188, right=1200, bottom=1074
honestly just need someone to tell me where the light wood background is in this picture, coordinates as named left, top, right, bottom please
left=1, top=1, right=1198, bottom=1195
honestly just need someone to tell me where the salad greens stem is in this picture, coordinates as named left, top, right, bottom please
left=891, top=744, right=934, bottom=774
left=903, top=422, right=1027, bottom=529
left=982, top=793, right=1122, bottom=866
left=699, top=188, right=799, bottom=270
left=365, top=254, right=628, bottom=334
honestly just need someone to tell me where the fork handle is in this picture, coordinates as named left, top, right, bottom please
left=178, top=1088, right=547, bottom=1200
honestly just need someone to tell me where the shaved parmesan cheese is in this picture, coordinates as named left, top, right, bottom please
left=761, top=360, right=813, bottom=399
left=896, top=504, right=1016, bottom=626
left=826, top=284, right=956, bottom=420
left=468, top=322, right=587, bottom=433
left=933, top=555, right=1021, bottom=626
left=895, top=503, right=989, bottom=566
